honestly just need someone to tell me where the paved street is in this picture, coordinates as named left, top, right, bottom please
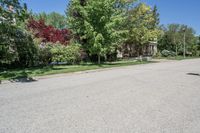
left=0, top=59, right=200, bottom=133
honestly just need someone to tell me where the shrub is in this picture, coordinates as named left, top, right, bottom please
left=161, top=50, right=176, bottom=57
left=155, top=51, right=162, bottom=57
left=0, top=24, right=39, bottom=68
left=38, top=43, right=52, bottom=65
left=0, top=24, right=17, bottom=66
left=50, top=43, right=81, bottom=64
left=15, top=30, right=39, bottom=67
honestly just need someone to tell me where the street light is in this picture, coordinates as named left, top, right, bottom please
left=182, top=28, right=186, bottom=58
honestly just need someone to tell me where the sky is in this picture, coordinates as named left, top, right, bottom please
left=23, top=0, right=200, bottom=35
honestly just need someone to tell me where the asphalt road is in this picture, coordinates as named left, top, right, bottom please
left=0, top=59, right=200, bottom=133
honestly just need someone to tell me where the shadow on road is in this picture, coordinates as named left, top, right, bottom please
left=187, top=73, right=200, bottom=77
left=6, top=71, right=37, bottom=83
left=10, top=77, right=37, bottom=83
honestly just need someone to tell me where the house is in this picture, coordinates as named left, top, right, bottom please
left=143, top=40, right=158, bottom=56
left=118, top=39, right=158, bottom=58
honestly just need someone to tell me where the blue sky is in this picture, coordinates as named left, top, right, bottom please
left=24, top=0, right=200, bottom=35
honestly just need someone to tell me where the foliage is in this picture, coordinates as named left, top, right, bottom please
left=0, top=24, right=38, bottom=68
left=67, top=0, right=131, bottom=64
left=125, top=3, right=161, bottom=56
left=0, top=24, right=16, bottom=65
left=50, top=43, right=81, bottom=64
left=0, top=0, right=36, bottom=68
left=27, top=19, right=71, bottom=45
left=14, top=30, right=39, bottom=67
left=33, top=12, right=67, bottom=29
left=37, top=42, right=52, bottom=65
left=0, top=0, right=29, bottom=25
left=151, top=5, right=160, bottom=29
left=161, top=50, right=176, bottom=57
left=158, top=24, right=199, bottom=56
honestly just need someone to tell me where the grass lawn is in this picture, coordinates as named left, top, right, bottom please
left=0, top=60, right=153, bottom=81
left=154, top=56, right=200, bottom=60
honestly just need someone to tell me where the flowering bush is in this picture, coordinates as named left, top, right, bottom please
left=27, top=19, right=71, bottom=45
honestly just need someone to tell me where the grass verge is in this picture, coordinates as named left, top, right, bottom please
left=154, top=56, right=200, bottom=60
left=0, top=60, right=153, bottom=81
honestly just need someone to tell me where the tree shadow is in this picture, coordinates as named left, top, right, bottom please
left=1, top=70, right=38, bottom=83
left=187, top=73, right=200, bottom=77
left=10, top=77, right=37, bottom=83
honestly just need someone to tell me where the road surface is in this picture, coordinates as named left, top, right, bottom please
left=0, top=59, right=200, bottom=133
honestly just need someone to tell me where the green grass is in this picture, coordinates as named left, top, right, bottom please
left=154, top=56, right=200, bottom=60
left=0, top=60, right=153, bottom=81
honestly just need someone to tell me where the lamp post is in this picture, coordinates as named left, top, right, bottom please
left=182, top=28, right=186, bottom=58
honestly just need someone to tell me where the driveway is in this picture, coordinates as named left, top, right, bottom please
left=0, top=59, right=200, bottom=133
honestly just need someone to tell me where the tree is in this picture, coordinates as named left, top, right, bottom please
left=125, top=3, right=161, bottom=56
left=33, top=12, right=67, bottom=29
left=27, top=19, right=71, bottom=45
left=167, top=24, right=181, bottom=56
left=158, top=24, right=198, bottom=56
left=198, top=36, right=200, bottom=47
left=0, top=0, right=28, bottom=25
left=67, top=0, right=131, bottom=64
left=151, top=5, right=160, bottom=29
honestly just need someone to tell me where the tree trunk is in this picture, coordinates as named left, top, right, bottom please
left=137, top=45, right=140, bottom=57
left=98, top=53, right=101, bottom=65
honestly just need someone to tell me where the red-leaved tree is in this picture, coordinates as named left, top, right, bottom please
left=27, top=19, right=71, bottom=45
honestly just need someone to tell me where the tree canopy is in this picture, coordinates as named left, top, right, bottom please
left=67, top=0, right=132, bottom=63
left=33, top=12, right=67, bottom=29
left=0, top=0, right=28, bottom=25
left=124, top=3, right=161, bottom=56
left=158, top=24, right=198, bottom=56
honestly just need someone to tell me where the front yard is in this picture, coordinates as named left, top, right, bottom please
left=0, top=60, right=152, bottom=81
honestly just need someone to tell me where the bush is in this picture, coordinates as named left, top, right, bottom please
left=161, top=50, right=176, bottom=57
left=155, top=51, right=162, bottom=57
left=50, top=43, right=81, bottom=64
left=15, top=30, right=39, bottom=67
left=38, top=43, right=52, bottom=65
left=0, top=24, right=39, bottom=68
left=0, top=24, right=17, bottom=66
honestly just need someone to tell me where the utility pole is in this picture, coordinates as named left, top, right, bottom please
left=183, top=28, right=186, bottom=58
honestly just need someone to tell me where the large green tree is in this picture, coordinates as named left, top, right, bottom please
left=125, top=3, right=161, bottom=56
left=67, top=0, right=133, bottom=64
left=167, top=24, right=181, bottom=56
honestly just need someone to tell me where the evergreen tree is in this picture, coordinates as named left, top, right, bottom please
left=152, top=5, right=160, bottom=29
